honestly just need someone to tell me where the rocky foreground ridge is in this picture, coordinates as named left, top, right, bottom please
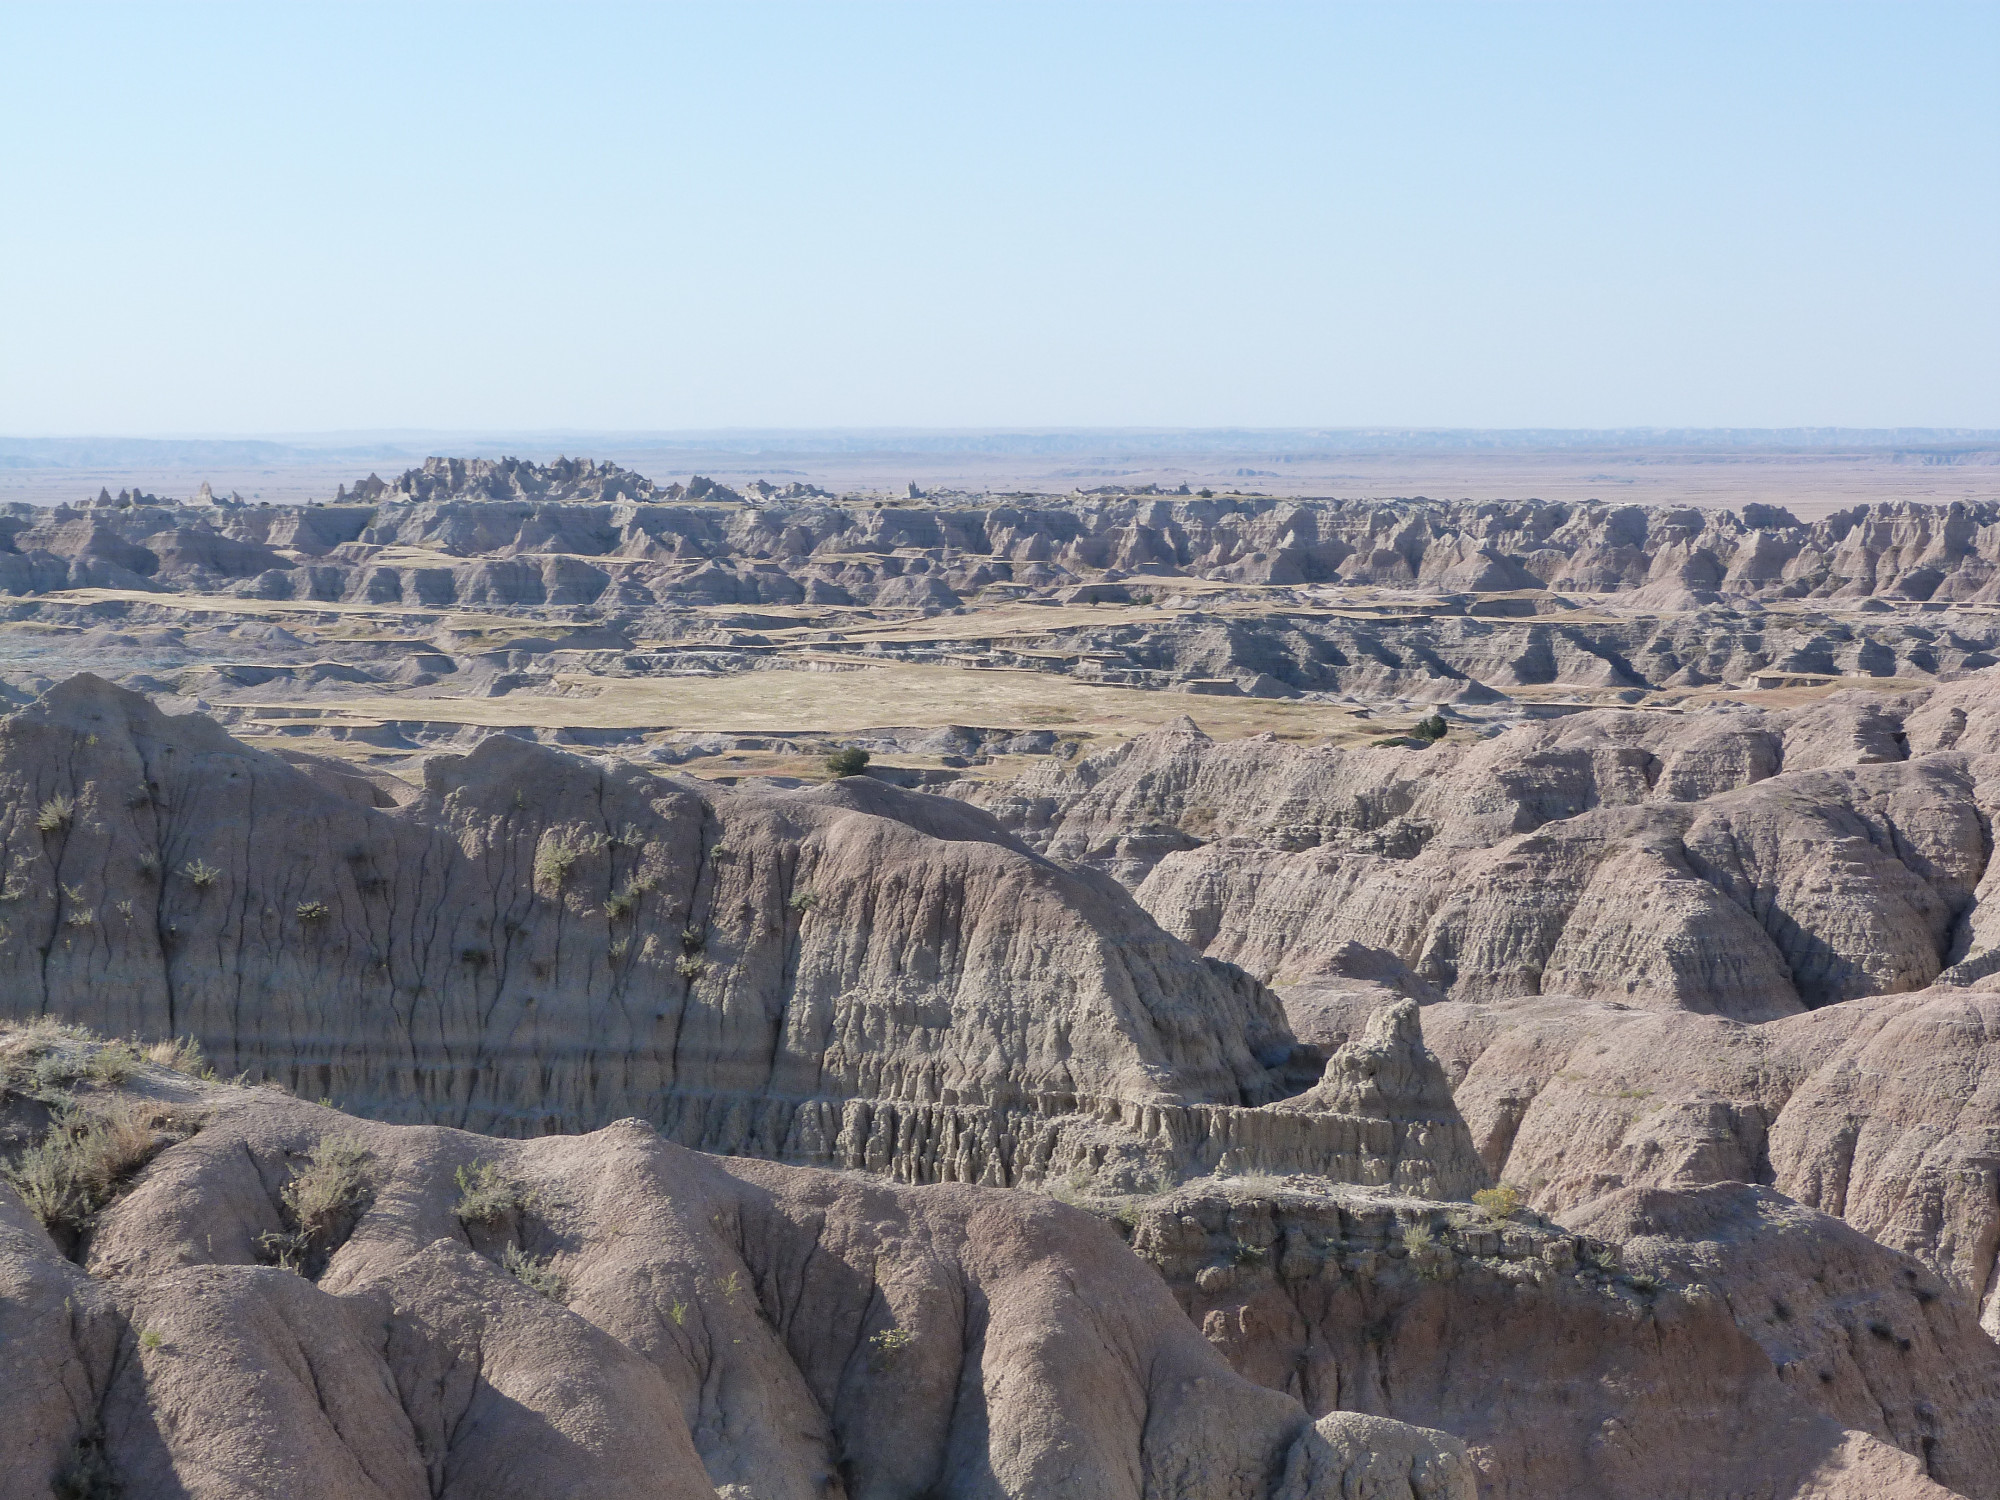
left=1, top=1026, right=1477, bottom=1500
left=3, top=1022, right=1984, bottom=1500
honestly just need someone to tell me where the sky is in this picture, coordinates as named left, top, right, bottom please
left=0, top=1, right=1995, bottom=435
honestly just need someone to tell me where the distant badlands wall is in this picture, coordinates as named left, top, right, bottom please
left=5, top=456, right=2000, bottom=606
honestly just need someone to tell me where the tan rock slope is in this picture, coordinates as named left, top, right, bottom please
left=1124, top=1175, right=1971, bottom=1500
left=8, top=1025, right=1980, bottom=1500
left=955, top=680, right=2000, bottom=1020
left=0, top=674, right=1482, bottom=1198
left=1570, top=1183, right=2000, bottom=1497
left=0, top=1029, right=1472, bottom=1500
left=1417, top=986, right=2000, bottom=1346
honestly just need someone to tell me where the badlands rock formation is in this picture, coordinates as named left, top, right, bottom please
left=1129, top=1175, right=1976, bottom=1500
left=0, top=1029, right=1473, bottom=1500
left=10, top=466, right=2000, bottom=1499
left=9, top=461, right=2000, bottom=717
left=957, top=680, right=2000, bottom=1019
left=21, top=461, right=2000, bottom=611
left=0, top=675, right=1485, bottom=1199
left=1428, top=985, right=2000, bottom=1342
left=14, top=460, right=2000, bottom=779
left=8, top=1023, right=1981, bottom=1500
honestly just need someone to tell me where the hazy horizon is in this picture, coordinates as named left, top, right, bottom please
left=6, top=424, right=1996, bottom=521
left=8, top=426, right=2000, bottom=456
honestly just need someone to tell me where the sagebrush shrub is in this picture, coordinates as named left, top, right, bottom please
left=259, top=1135, right=373, bottom=1273
left=1472, top=1184, right=1522, bottom=1219
left=3, top=1098, right=181, bottom=1245
left=454, top=1159, right=521, bottom=1225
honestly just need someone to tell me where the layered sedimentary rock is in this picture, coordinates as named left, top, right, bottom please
left=1270, top=1001, right=1481, bottom=1200
left=1415, top=985, right=2000, bottom=1347
left=12, top=1028, right=1984, bottom=1500
left=1571, top=1182, right=2000, bottom=1496
left=0, top=675, right=1476, bottom=1196
left=957, top=682, right=2000, bottom=1018
left=3, top=1049, right=1465, bottom=1500
left=1126, top=1176, right=1966, bottom=1500
left=17, top=462, right=2000, bottom=615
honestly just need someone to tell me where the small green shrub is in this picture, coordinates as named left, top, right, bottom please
left=52, top=1433, right=118, bottom=1500
left=1472, top=1184, right=1522, bottom=1220
left=675, top=954, right=706, bottom=980
left=603, top=875, right=656, bottom=919
left=283, top=1136, right=371, bottom=1235
left=1400, top=1220, right=1435, bottom=1255
left=534, top=836, right=584, bottom=891
left=295, top=901, right=330, bottom=923
left=182, top=859, right=220, bottom=889
left=86, top=1042, right=136, bottom=1085
left=454, top=1160, right=521, bottom=1225
left=32, top=1049, right=83, bottom=1093
left=679, top=926, right=705, bottom=953
left=669, top=1299, right=689, bottom=1327
left=3, top=1098, right=183, bottom=1246
left=503, top=1242, right=567, bottom=1301
left=1413, top=714, right=1449, bottom=744
left=139, top=1328, right=163, bottom=1351
left=867, top=1325, right=916, bottom=1370
left=824, top=746, right=870, bottom=778
left=37, top=794, right=75, bottom=833
left=259, top=1136, right=372, bottom=1274
left=145, top=1035, right=208, bottom=1077
left=787, top=889, right=817, bottom=913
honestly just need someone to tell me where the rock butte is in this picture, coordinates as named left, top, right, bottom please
left=5, top=461, right=2000, bottom=1500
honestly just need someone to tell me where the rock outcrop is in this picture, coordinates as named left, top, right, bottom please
left=0, top=676, right=1463, bottom=1198
left=1416, top=984, right=2000, bottom=1347
left=1569, top=1182, right=2000, bottom=1498
left=20, top=469, right=2000, bottom=627
left=1125, top=1175, right=1965, bottom=1500
left=34, top=474, right=2000, bottom=591
left=8, top=1025, right=1983, bottom=1500
left=1, top=1038, right=1459, bottom=1500
left=957, top=684, right=2000, bottom=1019
left=1272, top=1001, right=1484, bottom=1200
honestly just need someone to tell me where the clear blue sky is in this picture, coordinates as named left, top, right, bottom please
left=1, top=2, right=1994, bottom=434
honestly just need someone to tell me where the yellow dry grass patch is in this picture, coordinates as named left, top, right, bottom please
left=233, top=661, right=1383, bottom=743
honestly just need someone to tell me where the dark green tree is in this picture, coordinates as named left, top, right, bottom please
left=824, top=746, right=871, bottom=777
